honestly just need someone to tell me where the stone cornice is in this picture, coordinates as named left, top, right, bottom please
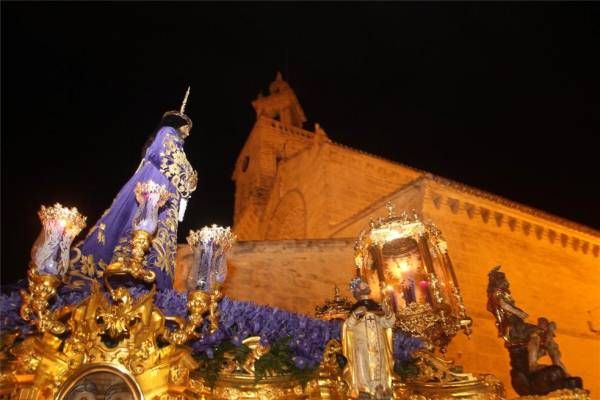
left=426, top=175, right=600, bottom=239
left=426, top=182, right=600, bottom=258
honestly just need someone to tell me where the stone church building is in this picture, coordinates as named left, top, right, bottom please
left=178, top=73, right=600, bottom=396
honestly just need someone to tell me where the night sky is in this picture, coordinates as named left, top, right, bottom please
left=2, top=3, right=599, bottom=284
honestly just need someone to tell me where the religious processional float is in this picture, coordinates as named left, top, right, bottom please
left=0, top=90, right=588, bottom=400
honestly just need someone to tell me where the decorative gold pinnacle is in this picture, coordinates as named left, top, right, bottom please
left=187, top=224, right=237, bottom=250
left=38, top=203, right=87, bottom=232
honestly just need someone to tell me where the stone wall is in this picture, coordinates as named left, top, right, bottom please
left=175, top=239, right=357, bottom=315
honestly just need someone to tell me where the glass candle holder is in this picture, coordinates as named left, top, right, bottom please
left=31, top=203, right=86, bottom=276
left=186, top=225, right=236, bottom=292
left=132, top=180, right=170, bottom=234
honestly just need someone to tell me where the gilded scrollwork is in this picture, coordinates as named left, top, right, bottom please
left=150, top=195, right=179, bottom=277
left=160, top=135, right=197, bottom=200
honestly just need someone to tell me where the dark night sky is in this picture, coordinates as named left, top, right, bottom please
left=2, top=3, right=600, bottom=284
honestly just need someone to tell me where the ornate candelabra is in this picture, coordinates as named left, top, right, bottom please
left=354, top=203, right=472, bottom=352
left=170, top=225, right=236, bottom=342
left=6, top=182, right=237, bottom=400
left=20, top=203, right=86, bottom=334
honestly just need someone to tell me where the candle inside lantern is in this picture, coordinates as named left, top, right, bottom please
left=31, top=203, right=86, bottom=276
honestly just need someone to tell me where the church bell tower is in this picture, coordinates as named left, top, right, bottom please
left=251, top=72, right=306, bottom=128
left=232, top=72, right=313, bottom=239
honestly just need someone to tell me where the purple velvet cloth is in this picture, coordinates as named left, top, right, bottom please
left=72, top=127, right=186, bottom=289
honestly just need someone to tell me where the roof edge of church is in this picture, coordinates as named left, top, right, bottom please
left=326, top=135, right=600, bottom=239
left=426, top=175, right=600, bottom=239
left=261, top=117, right=599, bottom=238
left=262, top=116, right=426, bottom=175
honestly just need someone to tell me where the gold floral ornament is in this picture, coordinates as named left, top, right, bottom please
left=162, top=290, right=218, bottom=345
left=150, top=197, right=179, bottom=277
left=160, top=137, right=197, bottom=199
left=20, top=203, right=86, bottom=335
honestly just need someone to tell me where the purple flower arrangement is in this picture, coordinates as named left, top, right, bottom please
left=1, top=284, right=420, bottom=369
left=189, top=297, right=342, bottom=369
left=393, top=330, right=423, bottom=362
left=0, top=289, right=30, bottom=335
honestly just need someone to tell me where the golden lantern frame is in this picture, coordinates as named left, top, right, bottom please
left=353, top=204, right=472, bottom=352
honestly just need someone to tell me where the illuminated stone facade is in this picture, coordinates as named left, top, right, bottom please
left=178, top=73, right=600, bottom=397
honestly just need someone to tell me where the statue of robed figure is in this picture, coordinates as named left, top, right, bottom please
left=70, top=89, right=197, bottom=290
left=342, top=277, right=396, bottom=400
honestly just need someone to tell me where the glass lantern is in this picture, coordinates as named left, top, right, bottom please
left=132, top=180, right=170, bottom=234
left=186, top=225, right=236, bottom=292
left=354, top=204, right=471, bottom=352
left=31, top=203, right=86, bottom=276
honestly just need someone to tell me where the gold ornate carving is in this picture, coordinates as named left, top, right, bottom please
left=19, top=269, right=69, bottom=335
left=160, top=135, right=198, bottom=199
left=394, top=302, right=439, bottom=339
left=162, top=289, right=221, bottom=345
left=105, top=229, right=155, bottom=285
left=152, top=196, right=179, bottom=277
left=3, top=275, right=217, bottom=399
left=38, top=203, right=87, bottom=233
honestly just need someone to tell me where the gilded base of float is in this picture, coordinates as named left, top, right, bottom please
left=3, top=362, right=589, bottom=400
left=0, top=333, right=199, bottom=400
left=397, top=374, right=505, bottom=400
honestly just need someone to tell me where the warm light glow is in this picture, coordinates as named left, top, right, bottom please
left=398, top=260, right=411, bottom=272
left=384, top=229, right=402, bottom=242
left=387, top=258, right=413, bottom=280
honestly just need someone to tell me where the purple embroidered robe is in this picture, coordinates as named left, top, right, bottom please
left=73, top=127, right=197, bottom=289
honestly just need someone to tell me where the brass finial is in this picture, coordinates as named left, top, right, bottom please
left=180, top=86, right=191, bottom=114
